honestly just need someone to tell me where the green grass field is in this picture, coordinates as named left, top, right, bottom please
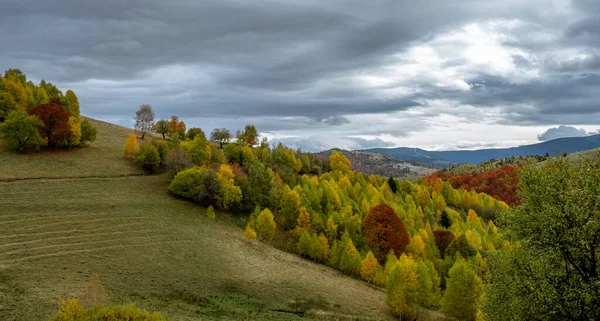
left=0, top=118, right=392, bottom=321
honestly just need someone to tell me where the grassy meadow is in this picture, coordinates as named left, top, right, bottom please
left=0, top=118, right=393, bottom=321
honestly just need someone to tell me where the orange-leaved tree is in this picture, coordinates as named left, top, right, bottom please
left=363, top=203, right=410, bottom=264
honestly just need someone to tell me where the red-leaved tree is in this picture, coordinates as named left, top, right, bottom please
left=433, top=230, right=455, bottom=258
left=28, top=102, right=70, bottom=147
left=363, top=204, right=410, bottom=264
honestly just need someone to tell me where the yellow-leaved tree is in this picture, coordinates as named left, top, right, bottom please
left=360, top=251, right=378, bottom=282
left=442, top=257, right=483, bottom=320
left=216, top=164, right=242, bottom=210
left=255, top=208, right=276, bottom=242
left=330, top=150, right=351, bottom=173
left=123, top=134, right=138, bottom=157
left=385, top=254, right=419, bottom=319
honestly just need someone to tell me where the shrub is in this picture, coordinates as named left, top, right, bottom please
left=168, top=166, right=219, bottom=205
left=0, top=110, right=44, bottom=152
left=53, top=298, right=166, bottom=321
left=244, top=225, right=257, bottom=240
left=80, top=119, right=97, bottom=145
left=123, top=134, right=138, bottom=157
left=164, top=148, right=193, bottom=174
left=206, top=205, right=215, bottom=220
left=153, top=139, right=170, bottom=163
left=363, top=204, right=411, bottom=264
left=136, top=145, right=161, bottom=172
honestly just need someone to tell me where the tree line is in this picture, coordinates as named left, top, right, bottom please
left=0, top=69, right=97, bottom=152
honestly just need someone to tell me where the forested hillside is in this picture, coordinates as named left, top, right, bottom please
left=316, top=149, right=437, bottom=178
left=144, top=118, right=510, bottom=319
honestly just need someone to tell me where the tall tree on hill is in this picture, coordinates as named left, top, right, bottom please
left=153, top=119, right=170, bottom=139
left=64, top=90, right=80, bottom=121
left=134, top=104, right=155, bottom=139
left=210, top=128, right=231, bottom=148
left=169, top=115, right=186, bottom=138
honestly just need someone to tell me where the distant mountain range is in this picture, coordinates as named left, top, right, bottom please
left=363, top=134, right=600, bottom=167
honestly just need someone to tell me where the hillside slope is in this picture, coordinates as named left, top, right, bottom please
left=0, top=117, right=144, bottom=180
left=0, top=117, right=391, bottom=321
left=316, top=149, right=437, bottom=178
left=366, top=134, right=600, bottom=166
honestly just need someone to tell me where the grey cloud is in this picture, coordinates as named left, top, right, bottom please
left=1, top=0, right=600, bottom=150
left=537, top=125, right=589, bottom=141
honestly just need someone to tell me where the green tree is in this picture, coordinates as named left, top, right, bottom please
left=439, top=210, right=451, bottom=228
left=296, top=231, right=311, bottom=257
left=445, top=234, right=476, bottom=259
left=385, top=254, right=419, bottom=319
left=0, top=110, right=44, bottom=152
left=186, top=127, right=205, bottom=140
left=387, top=176, right=398, bottom=193
left=255, top=208, right=276, bottom=242
left=136, top=145, right=161, bottom=172
left=416, top=259, right=441, bottom=309
left=80, top=119, right=97, bottom=145
left=153, top=119, right=170, bottom=139
left=339, top=238, right=361, bottom=275
left=134, top=104, right=154, bottom=139
left=210, top=128, right=231, bottom=148
left=64, top=90, right=80, bottom=121
left=0, top=91, right=18, bottom=122
left=484, top=155, right=600, bottom=321
left=442, top=258, right=482, bottom=320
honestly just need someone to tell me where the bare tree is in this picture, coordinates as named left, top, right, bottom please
left=134, top=104, right=155, bottom=139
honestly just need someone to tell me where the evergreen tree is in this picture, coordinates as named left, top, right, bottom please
left=387, top=176, right=398, bottom=194
left=439, top=210, right=451, bottom=228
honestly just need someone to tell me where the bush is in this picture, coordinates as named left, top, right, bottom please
left=164, top=148, right=194, bottom=174
left=123, top=134, right=138, bottom=157
left=0, top=110, right=44, bottom=152
left=168, top=166, right=219, bottom=205
left=136, top=145, right=161, bottom=172
left=80, top=119, right=97, bottom=145
left=153, top=140, right=170, bottom=163
left=53, top=298, right=166, bottom=321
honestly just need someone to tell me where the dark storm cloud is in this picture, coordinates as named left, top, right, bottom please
left=1, top=0, right=600, bottom=149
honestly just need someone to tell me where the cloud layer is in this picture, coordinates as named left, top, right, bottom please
left=537, top=125, right=590, bottom=141
left=1, top=0, right=599, bottom=151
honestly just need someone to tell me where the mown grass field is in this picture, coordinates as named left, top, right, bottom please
left=0, top=118, right=391, bottom=321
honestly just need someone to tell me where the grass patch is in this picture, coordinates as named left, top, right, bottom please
left=0, top=175, right=390, bottom=320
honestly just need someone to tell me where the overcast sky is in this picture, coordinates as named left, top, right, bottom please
left=1, top=0, right=599, bottom=151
